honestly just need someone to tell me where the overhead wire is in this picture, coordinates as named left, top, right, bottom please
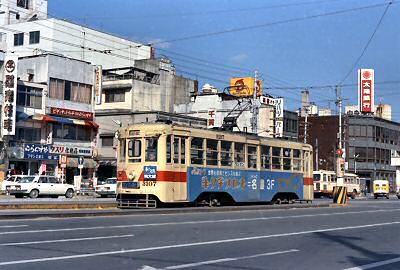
left=339, top=1, right=393, bottom=85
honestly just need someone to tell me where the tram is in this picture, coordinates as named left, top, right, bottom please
left=313, top=170, right=361, bottom=199
left=116, top=123, right=314, bottom=208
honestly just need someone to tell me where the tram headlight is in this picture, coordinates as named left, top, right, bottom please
left=128, top=172, right=135, bottom=181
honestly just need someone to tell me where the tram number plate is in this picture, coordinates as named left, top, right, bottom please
left=122, top=182, right=140, bottom=189
left=143, top=181, right=156, bottom=187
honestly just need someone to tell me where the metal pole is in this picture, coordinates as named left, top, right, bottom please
left=304, top=111, right=308, bottom=144
left=251, top=70, right=259, bottom=134
left=354, top=158, right=357, bottom=174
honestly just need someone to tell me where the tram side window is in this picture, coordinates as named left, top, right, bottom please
left=128, top=139, right=141, bottom=163
left=166, top=136, right=171, bottom=163
left=293, top=149, right=301, bottom=171
left=173, top=138, right=179, bottom=164
left=272, top=147, right=281, bottom=170
left=247, top=145, right=257, bottom=169
left=221, top=141, right=232, bottom=167
left=181, top=138, right=186, bottom=164
left=119, top=139, right=126, bottom=161
left=191, top=138, right=204, bottom=165
left=261, top=146, right=271, bottom=170
left=234, top=143, right=245, bottom=168
left=145, top=137, right=158, bottom=162
left=283, top=148, right=291, bottom=170
left=206, top=139, right=218, bottom=166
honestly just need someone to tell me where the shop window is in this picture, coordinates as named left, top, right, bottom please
left=49, top=78, right=92, bottom=104
left=52, top=123, right=91, bottom=141
left=29, top=31, right=40, bottom=44
left=105, top=88, right=126, bottom=103
left=17, top=85, right=42, bottom=109
left=206, top=139, right=218, bottom=166
left=101, top=136, right=114, bottom=147
left=220, top=141, right=232, bottom=167
left=14, top=33, right=24, bottom=46
left=190, top=138, right=204, bottom=165
left=16, top=127, right=41, bottom=142
left=145, top=137, right=158, bottom=162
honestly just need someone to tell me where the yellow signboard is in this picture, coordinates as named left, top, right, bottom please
left=229, top=77, right=263, bottom=97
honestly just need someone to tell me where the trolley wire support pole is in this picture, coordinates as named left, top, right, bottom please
left=336, top=85, right=344, bottom=186
left=251, top=70, right=259, bottom=134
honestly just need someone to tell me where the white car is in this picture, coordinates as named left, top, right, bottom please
left=95, top=178, right=117, bottom=197
left=1, top=175, right=25, bottom=194
left=8, top=175, right=75, bottom=199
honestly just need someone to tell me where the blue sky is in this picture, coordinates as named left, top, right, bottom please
left=49, top=0, right=399, bottom=118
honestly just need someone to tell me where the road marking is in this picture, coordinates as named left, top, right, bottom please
left=0, top=234, right=134, bottom=246
left=0, top=225, right=28, bottom=228
left=1, top=208, right=400, bottom=235
left=163, top=249, right=299, bottom=269
left=344, top=257, right=400, bottom=270
left=0, top=221, right=399, bottom=266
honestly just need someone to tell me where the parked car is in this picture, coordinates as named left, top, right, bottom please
left=1, top=175, right=25, bottom=194
left=95, top=177, right=117, bottom=197
left=8, top=175, right=75, bottom=199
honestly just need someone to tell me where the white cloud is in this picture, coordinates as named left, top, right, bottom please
left=230, top=53, right=248, bottom=63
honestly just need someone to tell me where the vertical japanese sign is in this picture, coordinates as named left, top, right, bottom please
left=94, top=65, right=102, bottom=105
left=2, top=55, right=18, bottom=136
left=274, top=98, right=284, bottom=137
left=207, top=109, right=216, bottom=129
left=358, top=69, right=374, bottom=113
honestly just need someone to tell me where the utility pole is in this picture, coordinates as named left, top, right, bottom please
left=304, top=108, right=308, bottom=144
left=251, top=70, right=259, bottom=134
left=336, top=85, right=344, bottom=186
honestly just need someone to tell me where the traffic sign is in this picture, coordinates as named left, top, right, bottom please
left=78, top=156, right=84, bottom=166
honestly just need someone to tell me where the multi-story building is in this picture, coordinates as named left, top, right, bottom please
left=0, top=1, right=152, bottom=69
left=3, top=53, right=97, bottom=183
left=0, top=0, right=48, bottom=26
left=299, top=114, right=400, bottom=192
left=94, top=58, right=199, bottom=178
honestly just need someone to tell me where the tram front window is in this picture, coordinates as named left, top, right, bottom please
left=146, top=137, right=158, bottom=162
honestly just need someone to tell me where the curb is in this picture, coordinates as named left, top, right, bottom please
left=0, top=203, right=117, bottom=210
left=0, top=202, right=330, bottom=220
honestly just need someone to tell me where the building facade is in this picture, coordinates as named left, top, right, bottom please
left=0, top=18, right=152, bottom=69
left=94, top=58, right=199, bottom=179
left=0, top=0, right=48, bottom=26
left=2, top=53, right=98, bottom=183
left=299, top=114, right=400, bottom=192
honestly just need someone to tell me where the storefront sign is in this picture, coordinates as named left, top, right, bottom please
left=50, top=107, right=93, bottom=120
left=358, top=69, right=374, bottom=113
left=2, top=55, right=18, bottom=136
left=95, top=65, right=102, bottom=105
left=24, top=144, right=59, bottom=161
left=275, top=98, right=284, bottom=119
left=50, top=145, right=92, bottom=157
left=207, top=109, right=216, bottom=129
left=275, top=120, right=283, bottom=138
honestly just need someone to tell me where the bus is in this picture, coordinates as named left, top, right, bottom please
left=116, top=123, right=314, bottom=208
left=313, top=170, right=361, bottom=199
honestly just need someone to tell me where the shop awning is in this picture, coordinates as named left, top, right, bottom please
left=67, top=158, right=97, bottom=169
left=29, top=114, right=98, bottom=129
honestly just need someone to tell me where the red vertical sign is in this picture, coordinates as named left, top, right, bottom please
left=358, top=69, right=374, bottom=113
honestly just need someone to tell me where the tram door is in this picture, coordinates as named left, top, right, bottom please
left=172, top=137, right=187, bottom=201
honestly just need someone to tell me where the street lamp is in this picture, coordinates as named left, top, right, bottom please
left=354, top=154, right=360, bottom=174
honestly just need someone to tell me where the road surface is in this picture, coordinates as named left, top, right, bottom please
left=0, top=200, right=399, bottom=270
